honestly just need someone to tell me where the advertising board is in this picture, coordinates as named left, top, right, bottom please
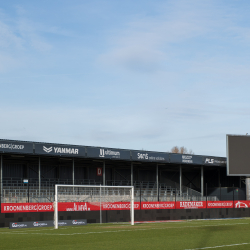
left=9, top=219, right=87, bottom=229
left=35, top=143, right=85, bottom=157
left=2, top=203, right=53, bottom=213
left=0, top=140, right=33, bottom=154
left=87, top=147, right=130, bottom=160
left=170, top=154, right=203, bottom=165
left=2, top=201, right=249, bottom=213
left=131, top=151, right=169, bottom=163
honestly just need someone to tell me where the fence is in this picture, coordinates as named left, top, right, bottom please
left=0, top=179, right=222, bottom=203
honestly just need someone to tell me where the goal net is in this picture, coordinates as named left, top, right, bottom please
left=54, top=185, right=134, bottom=229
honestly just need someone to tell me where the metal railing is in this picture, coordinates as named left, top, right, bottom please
left=1, top=179, right=220, bottom=203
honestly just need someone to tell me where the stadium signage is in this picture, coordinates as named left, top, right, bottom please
left=177, top=201, right=205, bottom=209
left=2, top=203, right=53, bottom=213
left=0, top=140, right=33, bottom=154
left=141, top=202, right=175, bottom=209
left=87, top=147, right=130, bottom=160
left=99, top=148, right=120, bottom=157
left=204, top=157, right=226, bottom=166
left=207, top=201, right=233, bottom=208
left=170, top=154, right=203, bottom=165
left=131, top=151, right=169, bottom=163
left=2, top=201, right=249, bottom=213
left=9, top=219, right=87, bottom=229
left=34, top=143, right=85, bottom=157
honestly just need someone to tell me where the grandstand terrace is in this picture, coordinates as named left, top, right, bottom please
left=0, top=139, right=247, bottom=226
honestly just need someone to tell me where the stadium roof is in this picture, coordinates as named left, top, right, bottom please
left=0, top=139, right=226, bottom=166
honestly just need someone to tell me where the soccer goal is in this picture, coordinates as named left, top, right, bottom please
left=54, top=185, right=134, bottom=229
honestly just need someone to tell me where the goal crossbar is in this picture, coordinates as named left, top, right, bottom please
left=54, top=184, right=134, bottom=229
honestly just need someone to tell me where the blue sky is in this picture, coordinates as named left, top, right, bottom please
left=0, top=0, right=250, bottom=157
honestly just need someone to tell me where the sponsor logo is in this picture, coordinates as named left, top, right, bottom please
left=0, top=143, right=24, bottom=150
left=11, top=223, right=27, bottom=228
left=42, top=146, right=79, bottom=155
left=207, top=202, right=233, bottom=207
left=43, top=146, right=53, bottom=153
left=3, top=203, right=53, bottom=212
left=235, top=201, right=248, bottom=208
left=205, top=158, right=226, bottom=164
left=142, top=203, right=175, bottom=209
left=33, top=222, right=48, bottom=227
left=137, top=153, right=148, bottom=160
left=179, top=202, right=204, bottom=208
left=99, top=149, right=120, bottom=158
left=66, top=203, right=90, bottom=211
left=137, top=153, right=165, bottom=161
left=72, top=220, right=86, bottom=225
left=205, top=158, right=214, bottom=164
left=58, top=222, right=68, bottom=226
left=182, top=155, right=193, bottom=163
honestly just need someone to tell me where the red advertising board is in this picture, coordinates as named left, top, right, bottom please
left=234, top=200, right=250, bottom=208
left=1, top=203, right=53, bottom=213
left=58, top=202, right=141, bottom=212
left=176, top=201, right=206, bottom=209
left=141, top=202, right=175, bottom=210
left=2, top=201, right=250, bottom=213
left=207, top=201, right=233, bottom=208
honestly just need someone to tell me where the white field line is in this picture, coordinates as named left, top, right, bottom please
left=0, top=222, right=248, bottom=236
left=185, top=242, right=250, bottom=249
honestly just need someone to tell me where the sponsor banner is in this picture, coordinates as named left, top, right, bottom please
left=35, top=143, right=85, bottom=157
left=207, top=201, right=233, bottom=208
left=58, top=202, right=97, bottom=211
left=102, top=202, right=140, bottom=210
left=141, top=202, right=175, bottom=210
left=58, top=202, right=141, bottom=211
left=176, top=201, right=206, bottom=209
left=0, top=140, right=33, bottom=154
left=2, top=203, right=53, bottom=213
left=3, top=201, right=250, bottom=213
left=10, top=220, right=53, bottom=229
left=234, top=200, right=250, bottom=208
left=9, top=219, right=87, bottom=229
left=204, top=157, right=226, bottom=166
left=131, top=151, right=169, bottom=163
left=87, top=147, right=130, bottom=160
left=57, top=219, right=87, bottom=226
left=170, top=154, right=203, bottom=165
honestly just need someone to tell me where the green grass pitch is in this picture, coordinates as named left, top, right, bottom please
left=1, top=218, right=250, bottom=250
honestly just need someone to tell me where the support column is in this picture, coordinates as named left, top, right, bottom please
left=72, top=158, right=75, bottom=186
left=179, top=165, right=182, bottom=196
left=0, top=155, right=2, bottom=203
left=38, top=157, right=41, bottom=198
left=131, top=163, right=133, bottom=186
left=201, top=166, right=204, bottom=197
left=246, top=178, right=250, bottom=200
left=103, top=161, right=105, bottom=186
left=156, top=164, right=159, bottom=199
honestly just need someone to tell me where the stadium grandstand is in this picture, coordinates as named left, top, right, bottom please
left=0, top=139, right=249, bottom=227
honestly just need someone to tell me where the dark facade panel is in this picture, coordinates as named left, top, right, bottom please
left=0, top=140, right=33, bottom=154
left=87, top=147, right=130, bottom=160
left=131, top=151, right=169, bottom=163
left=227, top=134, right=250, bottom=175
left=34, top=143, right=85, bottom=157
left=170, top=154, right=203, bottom=165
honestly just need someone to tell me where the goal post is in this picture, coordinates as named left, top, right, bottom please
left=54, top=184, right=134, bottom=229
